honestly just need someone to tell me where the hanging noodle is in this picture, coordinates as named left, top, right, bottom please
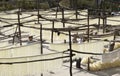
left=0, top=52, right=65, bottom=76
left=0, top=42, right=41, bottom=58
left=102, top=48, right=120, bottom=63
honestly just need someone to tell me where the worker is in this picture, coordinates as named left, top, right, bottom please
left=76, top=58, right=82, bottom=69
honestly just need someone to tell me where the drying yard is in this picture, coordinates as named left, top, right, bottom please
left=0, top=1, right=120, bottom=76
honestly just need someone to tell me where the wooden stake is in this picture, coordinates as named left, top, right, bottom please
left=37, top=0, right=40, bottom=23
left=51, top=21, right=54, bottom=43
left=113, top=30, right=117, bottom=46
left=87, top=9, right=90, bottom=42
left=75, top=0, right=78, bottom=19
left=18, top=2, right=22, bottom=46
left=40, top=23, right=43, bottom=54
left=40, top=23, right=43, bottom=76
left=87, top=57, right=90, bottom=71
left=103, top=17, right=105, bottom=33
left=62, top=8, right=65, bottom=27
left=69, top=29, right=72, bottom=76
left=56, top=0, right=59, bottom=18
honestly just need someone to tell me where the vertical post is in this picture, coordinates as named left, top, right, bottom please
left=113, top=30, right=117, bottom=46
left=105, top=16, right=107, bottom=31
left=98, top=14, right=100, bottom=31
left=51, top=21, right=54, bottom=43
left=102, top=0, right=105, bottom=33
left=87, top=57, right=90, bottom=71
left=13, top=25, right=18, bottom=44
left=87, top=9, right=90, bottom=42
left=62, top=8, right=65, bottom=27
left=75, top=0, right=78, bottom=19
left=40, top=23, right=43, bottom=76
left=103, top=14, right=107, bottom=33
left=56, top=6, right=58, bottom=18
left=40, top=23, right=43, bottom=54
left=37, top=0, right=40, bottom=23
left=69, top=29, right=72, bottom=76
left=18, top=2, right=22, bottom=46
left=103, top=17, right=105, bottom=33
left=56, top=0, right=59, bottom=18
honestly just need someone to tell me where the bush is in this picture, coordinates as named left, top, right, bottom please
left=0, top=2, right=16, bottom=11
left=59, top=0, right=70, bottom=8
left=40, top=2, right=50, bottom=10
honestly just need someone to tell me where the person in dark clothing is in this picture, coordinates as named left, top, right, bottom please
left=109, top=43, right=115, bottom=51
left=76, top=58, right=82, bottom=69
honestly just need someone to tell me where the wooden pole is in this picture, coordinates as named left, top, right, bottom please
left=56, top=6, right=58, bottom=18
left=97, top=0, right=100, bottom=32
left=87, top=57, right=90, bottom=71
left=40, top=23, right=43, bottom=54
left=62, top=8, right=65, bottom=27
left=113, top=30, right=117, bottom=46
left=103, top=17, right=105, bottom=33
left=75, top=0, right=78, bottom=19
left=105, top=16, right=107, bottom=31
left=98, top=14, right=100, bottom=31
left=40, top=23, right=43, bottom=76
left=103, top=15, right=107, bottom=33
left=102, top=0, right=105, bottom=33
left=69, top=29, right=72, bottom=76
left=37, top=0, right=40, bottom=23
left=12, top=25, right=18, bottom=44
left=56, top=0, right=59, bottom=18
left=87, top=9, right=90, bottom=42
left=51, top=21, right=54, bottom=43
left=18, top=2, right=22, bottom=46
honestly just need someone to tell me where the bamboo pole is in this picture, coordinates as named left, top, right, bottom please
left=87, top=9, right=90, bottom=42
left=37, top=0, right=40, bottom=23
left=40, top=23, right=43, bottom=76
left=40, top=23, right=43, bottom=54
left=18, top=2, right=22, bottom=46
left=98, top=15, right=100, bottom=31
left=51, top=21, right=54, bottom=43
left=103, top=17, right=105, bottom=33
left=113, top=30, right=117, bottom=46
left=75, top=0, right=78, bottom=19
left=56, top=0, right=59, bottom=18
left=87, top=57, right=90, bottom=71
left=69, top=29, right=73, bottom=76
left=62, top=8, right=65, bottom=27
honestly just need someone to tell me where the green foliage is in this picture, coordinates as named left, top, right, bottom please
left=40, top=2, right=50, bottom=10
left=79, top=0, right=96, bottom=8
left=0, top=0, right=51, bottom=11
left=0, top=1, right=16, bottom=11
left=100, top=0, right=120, bottom=12
left=60, top=0, right=97, bottom=9
left=20, top=0, right=36, bottom=9
left=59, top=0, right=70, bottom=8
